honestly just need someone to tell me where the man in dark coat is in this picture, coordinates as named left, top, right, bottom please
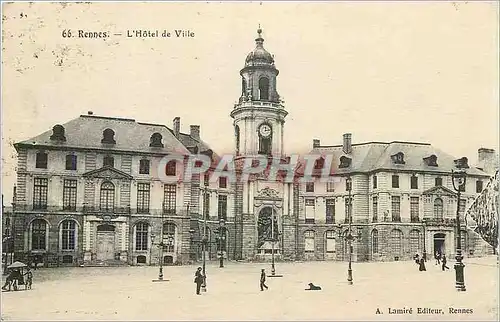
left=442, top=255, right=450, bottom=271
left=260, top=269, right=268, bottom=291
left=194, top=267, right=204, bottom=295
left=418, top=257, right=426, bottom=271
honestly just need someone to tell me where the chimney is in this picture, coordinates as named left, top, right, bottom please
left=87, top=111, right=93, bottom=115
left=190, top=125, right=200, bottom=140
left=343, top=133, right=352, bottom=154
left=478, top=148, right=495, bottom=161
left=173, top=117, right=180, bottom=138
left=478, top=148, right=497, bottom=175
left=313, top=139, right=320, bottom=148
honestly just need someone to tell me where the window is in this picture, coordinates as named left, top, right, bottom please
left=339, top=156, right=352, bottom=168
left=372, top=196, right=378, bottom=222
left=166, top=161, right=176, bottom=176
left=204, top=173, right=210, bottom=186
left=61, top=220, right=76, bottom=250
left=139, top=159, right=150, bottom=174
left=409, top=230, right=420, bottom=255
left=305, top=199, right=315, bottom=224
left=103, top=155, right=114, bottom=168
left=326, top=181, right=335, bottom=192
left=344, top=197, right=352, bottom=224
left=325, top=199, right=335, bottom=224
left=410, top=175, right=418, bottom=189
left=372, top=229, right=379, bottom=254
left=31, top=219, right=47, bottom=250
left=306, top=182, right=314, bottom=192
left=65, top=154, right=77, bottom=170
left=423, top=154, right=438, bottom=166
left=135, top=222, right=148, bottom=251
left=391, top=196, right=401, bottom=222
left=435, top=177, right=443, bottom=186
left=242, top=77, right=246, bottom=94
left=50, top=124, right=66, bottom=141
left=392, top=175, right=399, bottom=188
left=304, top=230, right=315, bottom=253
left=5, top=218, right=10, bottom=226
left=163, top=223, right=176, bottom=253
left=476, top=180, right=483, bottom=193
left=389, top=229, right=403, bottom=256
left=203, top=192, right=210, bottom=219
left=258, top=77, right=269, bottom=100
left=235, top=125, right=240, bottom=155
left=218, top=195, right=227, bottom=221
left=33, top=178, right=48, bottom=210
left=149, top=133, right=164, bottom=148
left=434, top=198, right=443, bottom=219
left=345, top=178, right=352, bottom=191
left=35, top=152, right=48, bottom=169
left=163, top=184, right=176, bottom=214
left=63, top=179, right=77, bottom=211
left=314, top=157, right=325, bottom=169
left=100, top=181, right=115, bottom=212
left=391, top=152, right=405, bottom=164
left=373, top=175, right=377, bottom=189
left=137, top=183, right=150, bottom=213
left=410, top=197, right=419, bottom=222
left=219, top=177, right=227, bottom=189
left=101, top=128, right=116, bottom=144
left=325, top=231, right=336, bottom=253
left=459, top=178, right=466, bottom=192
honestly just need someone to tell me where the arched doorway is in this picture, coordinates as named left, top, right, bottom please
left=96, top=224, right=115, bottom=261
left=433, top=233, right=446, bottom=256
left=257, top=207, right=280, bottom=255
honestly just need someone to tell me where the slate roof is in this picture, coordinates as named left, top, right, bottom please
left=309, top=141, right=489, bottom=177
left=14, top=115, right=213, bottom=156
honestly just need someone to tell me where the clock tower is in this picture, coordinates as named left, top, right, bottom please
left=230, top=27, right=288, bottom=156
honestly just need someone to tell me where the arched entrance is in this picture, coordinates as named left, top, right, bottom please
left=96, top=224, right=115, bottom=261
left=257, top=207, right=280, bottom=255
left=433, top=233, right=446, bottom=256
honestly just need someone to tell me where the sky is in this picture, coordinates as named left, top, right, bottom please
left=1, top=1, right=498, bottom=204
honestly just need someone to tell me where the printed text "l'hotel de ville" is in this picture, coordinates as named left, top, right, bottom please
left=126, top=29, right=195, bottom=38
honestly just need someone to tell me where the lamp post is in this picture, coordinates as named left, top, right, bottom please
left=217, top=218, right=226, bottom=268
left=422, top=220, right=427, bottom=262
left=201, top=186, right=208, bottom=292
left=346, top=176, right=353, bottom=285
left=150, top=233, right=155, bottom=266
left=268, top=208, right=283, bottom=278
left=451, top=169, right=467, bottom=292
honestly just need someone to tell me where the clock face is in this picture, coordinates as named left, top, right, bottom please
left=259, top=124, right=272, bottom=138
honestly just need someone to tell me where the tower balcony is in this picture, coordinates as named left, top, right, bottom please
left=233, top=100, right=284, bottom=110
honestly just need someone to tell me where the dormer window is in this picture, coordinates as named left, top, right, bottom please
left=150, top=133, right=164, bottom=148
left=101, top=129, right=116, bottom=144
left=423, top=154, right=438, bottom=167
left=391, top=152, right=405, bottom=165
left=103, top=155, right=114, bottom=168
left=454, top=157, right=469, bottom=169
left=314, top=157, right=325, bottom=169
left=35, top=151, right=48, bottom=169
left=339, top=156, right=352, bottom=168
left=50, top=124, right=66, bottom=141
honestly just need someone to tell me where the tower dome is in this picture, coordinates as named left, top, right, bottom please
left=244, top=27, right=275, bottom=67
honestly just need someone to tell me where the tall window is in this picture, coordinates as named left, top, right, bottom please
left=65, top=154, right=77, bottom=170
left=306, top=182, right=314, bottom=192
left=139, top=159, right=150, bottom=174
left=163, top=223, right=176, bottom=253
left=410, top=197, right=419, bottom=222
left=434, top=198, right=443, bottom=219
left=305, top=199, right=315, bottom=224
left=100, top=181, right=115, bottom=212
left=410, top=175, right=418, bottom=189
left=163, top=184, right=176, bottom=214
left=389, top=229, right=403, bottom=256
left=137, top=183, right=150, bottom=213
left=372, top=229, right=379, bottom=254
left=435, top=177, right=443, bottom=186
left=476, top=180, right=483, bottom=193
left=372, top=196, right=378, bottom=222
left=33, top=178, right=48, bottom=210
left=166, top=161, right=176, bottom=176
left=392, top=175, right=399, bottom=188
left=258, top=77, right=269, bottom=100
left=61, top=220, right=76, bottom=250
left=219, top=177, right=227, bottom=189
left=326, top=181, right=335, bottom=192
left=304, top=230, right=315, bottom=253
left=63, top=179, right=77, bottom=211
left=31, top=219, right=47, bottom=250
left=325, top=231, right=336, bottom=253
left=409, top=230, right=420, bottom=255
left=373, top=175, right=377, bottom=189
left=346, top=179, right=352, bottom=191
left=218, top=195, right=228, bottom=220
left=204, top=173, right=210, bottom=186
left=391, top=196, right=401, bottom=222
left=325, top=199, right=335, bottom=224
left=235, top=125, right=240, bottom=155
left=203, top=192, right=210, bottom=219
left=35, top=152, right=48, bottom=169
left=135, top=222, right=148, bottom=251
left=103, top=155, right=114, bottom=167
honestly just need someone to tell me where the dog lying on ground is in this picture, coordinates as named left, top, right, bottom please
left=305, top=283, right=322, bottom=290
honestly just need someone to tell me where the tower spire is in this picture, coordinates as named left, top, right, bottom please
left=256, top=25, right=264, bottom=46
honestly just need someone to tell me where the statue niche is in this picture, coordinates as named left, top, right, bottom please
left=257, top=207, right=279, bottom=248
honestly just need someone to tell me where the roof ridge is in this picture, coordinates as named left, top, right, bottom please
left=80, top=115, right=136, bottom=122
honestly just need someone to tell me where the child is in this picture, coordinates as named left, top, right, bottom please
left=24, top=268, right=33, bottom=290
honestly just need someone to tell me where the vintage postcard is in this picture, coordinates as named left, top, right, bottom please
left=1, top=1, right=498, bottom=321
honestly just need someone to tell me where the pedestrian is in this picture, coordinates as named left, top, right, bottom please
left=24, top=267, right=33, bottom=290
left=418, top=257, right=426, bottom=271
left=194, top=267, right=204, bottom=295
left=1, top=270, right=14, bottom=291
left=435, top=251, right=441, bottom=265
left=260, top=269, right=268, bottom=291
left=414, top=253, right=420, bottom=264
left=33, top=256, right=38, bottom=270
left=442, top=255, right=450, bottom=271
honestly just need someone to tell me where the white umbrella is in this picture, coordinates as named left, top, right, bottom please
left=7, top=261, right=27, bottom=269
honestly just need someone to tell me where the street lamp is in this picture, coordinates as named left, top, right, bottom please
left=201, top=186, right=208, bottom=292
left=451, top=169, right=467, bottom=292
left=346, top=176, right=354, bottom=285
left=216, top=218, right=226, bottom=268
left=150, top=232, right=155, bottom=266
left=268, top=208, right=283, bottom=278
